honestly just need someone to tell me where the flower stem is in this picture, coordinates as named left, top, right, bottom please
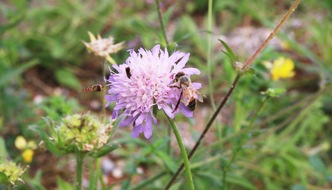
left=76, top=151, right=85, bottom=190
left=102, top=59, right=108, bottom=124
left=155, top=0, right=169, bottom=48
left=165, top=114, right=195, bottom=190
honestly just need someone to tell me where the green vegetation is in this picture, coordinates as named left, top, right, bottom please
left=1, top=0, right=331, bottom=189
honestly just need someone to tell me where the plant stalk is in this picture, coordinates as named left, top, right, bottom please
left=155, top=0, right=169, bottom=48
left=76, top=151, right=85, bottom=190
left=166, top=114, right=195, bottom=190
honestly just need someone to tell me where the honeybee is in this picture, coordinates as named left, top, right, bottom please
left=82, top=84, right=104, bottom=92
left=169, top=72, right=203, bottom=112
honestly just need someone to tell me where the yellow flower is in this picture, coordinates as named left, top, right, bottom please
left=22, top=149, right=34, bottom=163
left=83, top=31, right=124, bottom=64
left=15, top=136, right=36, bottom=163
left=271, top=57, right=295, bottom=81
left=15, top=136, right=27, bottom=150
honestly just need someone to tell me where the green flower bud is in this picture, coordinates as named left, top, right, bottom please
left=53, top=113, right=113, bottom=153
left=0, top=161, right=27, bottom=186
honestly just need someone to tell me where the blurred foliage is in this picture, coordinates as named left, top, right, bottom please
left=0, top=0, right=332, bottom=189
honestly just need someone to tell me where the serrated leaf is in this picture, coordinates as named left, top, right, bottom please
left=219, top=39, right=235, bottom=62
left=89, top=144, right=119, bottom=158
left=55, top=69, right=81, bottom=90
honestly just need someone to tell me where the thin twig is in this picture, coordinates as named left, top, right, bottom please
left=155, top=0, right=169, bottom=48
left=165, top=0, right=302, bottom=188
left=242, top=0, right=302, bottom=70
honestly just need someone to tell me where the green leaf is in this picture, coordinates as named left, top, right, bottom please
left=155, top=150, right=177, bottom=173
left=163, top=6, right=175, bottom=28
left=57, top=177, right=73, bottom=190
left=261, top=88, right=286, bottom=98
left=218, top=39, right=236, bottom=62
left=55, top=69, right=81, bottom=90
left=0, top=137, right=8, bottom=158
left=239, top=67, right=256, bottom=76
left=0, top=60, right=39, bottom=87
left=89, top=144, right=119, bottom=158
left=0, top=172, right=9, bottom=184
left=226, top=174, right=256, bottom=190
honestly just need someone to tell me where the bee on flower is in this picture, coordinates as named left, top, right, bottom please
left=105, top=45, right=203, bottom=139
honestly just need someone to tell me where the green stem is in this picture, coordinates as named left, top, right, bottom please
left=76, top=151, right=85, bottom=190
left=165, top=114, right=194, bottom=190
left=207, top=0, right=216, bottom=110
left=102, top=59, right=107, bottom=124
left=155, top=0, right=169, bottom=48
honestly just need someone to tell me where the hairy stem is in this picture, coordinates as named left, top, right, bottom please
left=165, top=0, right=301, bottom=188
left=76, top=151, right=85, bottom=190
left=166, top=114, right=195, bottom=190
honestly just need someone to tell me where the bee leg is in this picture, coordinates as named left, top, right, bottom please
left=172, top=91, right=183, bottom=113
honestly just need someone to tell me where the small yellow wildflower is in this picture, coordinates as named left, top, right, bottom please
left=83, top=31, right=124, bottom=64
left=15, top=136, right=27, bottom=150
left=22, top=149, right=34, bottom=163
left=270, top=57, right=295, bottom=81
left=14, top=136, right=36, bottom=163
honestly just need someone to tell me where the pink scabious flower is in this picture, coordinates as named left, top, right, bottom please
left=105, top=45, right=202, bottom=139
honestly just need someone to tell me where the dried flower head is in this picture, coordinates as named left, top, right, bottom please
left=53, top=113, right=113, bottom=152
left=0, top=161, right=27, bottom=185
left=83, top=31, right=124, bottom=64
left=105, top=45, right=202, bottom=139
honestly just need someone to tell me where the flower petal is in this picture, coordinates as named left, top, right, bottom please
left=143, top=115, right=153, bottom=139
left=179, top=104, right=193, bottom=118
left=132, top=124, right=143, bottom=138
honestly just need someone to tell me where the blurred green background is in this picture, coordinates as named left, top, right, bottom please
left=1, top=0, right=332, bottom=189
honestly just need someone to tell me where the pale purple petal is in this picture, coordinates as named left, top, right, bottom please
left=162, top=105, right=175, bottom=119
left=173, top=53, right=190, bottom=71
left=143, top=115, right=153, bottom=139
left=179, top=104, right=193, bottom=118
left=182, top=68, right=200, bottom=75
left=119, top=116, right=136, bottom=127
left=192, top=82, right=202, bottom=89
left=132, top=124, right=143, bottom=138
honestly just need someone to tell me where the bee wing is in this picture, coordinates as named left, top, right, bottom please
left=195, top=92, right=204, bottom=102
left=181, top=89, right=192, bottom=106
